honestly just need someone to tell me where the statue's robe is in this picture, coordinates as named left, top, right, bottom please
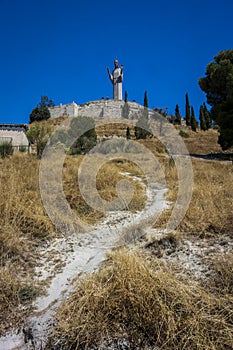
left=111, top=67, right=123, bottom=100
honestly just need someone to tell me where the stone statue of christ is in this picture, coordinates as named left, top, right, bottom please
left=107, top=60, right=123, bottom=100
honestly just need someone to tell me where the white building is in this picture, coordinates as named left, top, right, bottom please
left=0, top=124, right=29, bottom=151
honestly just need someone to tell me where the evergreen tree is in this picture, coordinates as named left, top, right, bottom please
left=174, top=104, right=181, bottom=125
left=29, top=96, right=54, bottom=123
left=144, top=91, right=148, bottom=108
left=190, top=106, right=197, bottom=132
left=124, top=91, right=128, bottom=103
left=202, top=103, right=212, bottom=129
left=199, top=49, right=233, bottom=149
left=185, top=93, right=191, bottom=126
left=199, top=106, right=207, bottom=131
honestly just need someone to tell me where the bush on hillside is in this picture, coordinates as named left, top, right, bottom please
left=179, top=129, right=189, bottom=138
left=0, top=141, right=13, bottom=158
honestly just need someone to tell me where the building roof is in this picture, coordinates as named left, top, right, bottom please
left=0, top=124, right=28, bottom=131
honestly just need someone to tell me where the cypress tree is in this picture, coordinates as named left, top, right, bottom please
left=191, top=106, right=197, bottom=132
left=199, top=105, right=207, bottom=131
left=175, top=104, right=181, bottom=125
left=203, top=103, right=212, bottom=129
left=124, top=91, right=128, bottom=103
left=185, top=93, right=191, bottom=126
left=144, top=91, right=148, bottom=108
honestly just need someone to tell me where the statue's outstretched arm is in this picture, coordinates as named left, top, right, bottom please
left=107, top=67, right=113, bottom=83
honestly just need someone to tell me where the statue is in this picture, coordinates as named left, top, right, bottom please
left=107, top=59, right=124, bottom=100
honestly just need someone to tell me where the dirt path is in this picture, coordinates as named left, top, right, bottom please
left=0, top=179, right=168, bottom=350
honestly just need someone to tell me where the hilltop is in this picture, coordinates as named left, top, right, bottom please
left=0, top=116, right=232, bottom=349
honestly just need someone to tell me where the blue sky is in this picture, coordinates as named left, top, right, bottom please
left=0, top=0, right=232, bottom=124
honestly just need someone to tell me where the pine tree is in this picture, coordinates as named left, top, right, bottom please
left=191, top=106, right=197, bottom=132
left=144, top=91, right=148, bottom=108
left=185, top=93, right=191, bottom=126
left=175, top=104, right=181, bottom=125
left=199, top=106, right=207, bottom=131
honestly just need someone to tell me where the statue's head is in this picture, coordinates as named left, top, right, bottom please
left=114, top=59, right=119, bottom=67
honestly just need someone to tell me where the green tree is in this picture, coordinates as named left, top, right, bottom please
left=199, top=105, right=207, bottom=131
left=174, top=104, right=181, bottom=125
left=199, top=49, right=233, bottom=148
left=29, top=96, right=55, bottom=124
left=217, top=97, right=233, bottom=149
left=185, top=93, right=191, bottom=126
left=143, top=91, right=148, bottom=108
left=202, top=103, right=212, bottom=129
left=26, top=124, right=51, bottom=158
left=190, top=106, right=197, bottom=132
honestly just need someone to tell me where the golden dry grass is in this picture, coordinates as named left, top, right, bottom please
left=49, top=249, right=233, bottom=350
left=179, top=127, right=222, bottom=155
left=0, top=266, right=39, bottom=334
left=1, top=123, right=232, bottom=344
left=96, top=122, right=134, bottom=138
left=48, top=134, right=233, bottom=349
left=154, top=158, right=233, bottom=234
left=179, top=158, right=233, bottom=234
left=0, top=154, right=54, bottom=333
left=0, top=154, right=54, bottom=261
left=62, top=155, right=147, bottom=224
left=0, top=151, right=147, bottom=332
left=208, top=253, right=233, bottom=295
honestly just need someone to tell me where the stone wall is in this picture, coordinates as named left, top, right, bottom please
left=49, top=102, right=79, bottom=118
left=49, top=99, right=155, bottom=120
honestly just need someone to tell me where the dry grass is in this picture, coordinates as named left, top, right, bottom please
left=63, top=155, right=147, bottom=224
left=153, top=158, right=233, bottom=234
left=178, top=127, right=222, bottom=155
left=0, top=154, right=55, bottom=262
left=49, top=249, right=233, bottom=350
left=178, top=158, right=233, bottom=234
left=0, top=266, right=39, bottom=335
left=96, top=122, right=134, bottom=138
left=1, top=122, right=232, bottom=344
left=0, top=154, right=54, bottom=333
left=208, top=253, right=233, bottom=295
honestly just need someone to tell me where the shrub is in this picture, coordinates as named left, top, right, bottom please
left=0, top=141, right=13, bottom=158
left=19, top=145, right=27, bottom=152
left=179, top=129, right=189, bottom=138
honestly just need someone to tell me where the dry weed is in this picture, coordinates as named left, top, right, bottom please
left=0, top=265, right=39, bottom=335
left=208, top=253, right=233, bottom=295
left=62, top=155, right=147, bottom=223
left=49, top=250, right=233, bottom=349
left=180, top=128, right=222, bottom=155
left=179, top=159, right=233, bottom=234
